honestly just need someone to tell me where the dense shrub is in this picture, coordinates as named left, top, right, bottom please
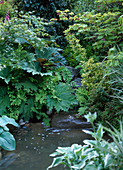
left=56, top=0, right=123, bottom=127
left=57, top=0, right=122, bottom=63
left=77, top=48, right=123, bottom=127
left=13, top=0, right=75, bottom=19
left=73, top=0, right=96, bottom=14
left=0, top=13, right=77, bottom=125
left=12, top=0, right=77, bottom=49
left=0, top=0, right=14, bottom=19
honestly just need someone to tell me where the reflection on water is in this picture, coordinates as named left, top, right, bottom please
left=0, top=123, right=92, bottom=170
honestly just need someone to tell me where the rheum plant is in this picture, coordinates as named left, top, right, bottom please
left=0, top=13, right=77, bottom=125
left=48, top=112, right=123, bottom=170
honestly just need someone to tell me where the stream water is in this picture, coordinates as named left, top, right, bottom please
left=0, top=118, right=92, bottom=170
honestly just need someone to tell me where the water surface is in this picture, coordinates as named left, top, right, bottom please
left=0, top=122, right=92, bottom=170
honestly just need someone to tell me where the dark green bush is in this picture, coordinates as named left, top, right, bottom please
left=13, top=0, right=75, bottom=19
left=12, top=0, right=76, bottom=49
left=0, top=13, right=77, bottom=125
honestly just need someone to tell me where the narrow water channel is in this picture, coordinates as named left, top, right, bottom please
left=0, top=122, right=92, bottom=170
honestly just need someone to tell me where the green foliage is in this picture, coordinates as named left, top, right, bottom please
left=81, top=58, right=107, bottom=91
left=58, top=0, right=123, bottom=58
left=80, top=47, right=123, bottom=91
left=86, top=88, right=123, bottom=128
left=0, top=0, right=14, bottom=19
left=109, top=65, right=123, bottom=103
left=63, top=33, right=87, bottom=67
left=0, top=86, right=10, bottom=114
left=56, top=0, right=123, bottom=127
left=48, top=112, right=123, bottom=170
left=76, top=47, right=123, bottom=127
left=0, top=115, right=18, bottom=151
left=0, top=67, right=77, bottom=124
left=47, top=83, right=77, bottom=112
left=76, top=88, right=89, bottom=106
left=12, top=0, right=77, bottom=49
left=73, top=0, right=96, bottom=14
left=0, top=13, right=77, bottom=124
left=76, top=88, right=89, bottom=117
left=105, top=48, right=123, bottom=104
left=13, top=0, right=76, bottom=20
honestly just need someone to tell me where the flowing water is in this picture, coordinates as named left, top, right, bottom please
left=0, top=117, right=92, bottom=170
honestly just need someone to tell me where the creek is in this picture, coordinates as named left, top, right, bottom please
left=0, top=113, right=92, bottom=170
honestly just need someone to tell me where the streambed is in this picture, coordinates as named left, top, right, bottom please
left=0, top=114, right=93, bottom=170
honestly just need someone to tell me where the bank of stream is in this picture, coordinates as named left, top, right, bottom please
left=0, top=113, right=93, bottom=170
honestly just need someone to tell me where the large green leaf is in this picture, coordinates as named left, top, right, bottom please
left=47, top=83, right=77, bottom=112
left=96, top=124, right=104, bottom=139
left=0, top=131, right=16, bottom=151
left=0, top=66, right=12, bottom=84
left=14, top=79, right=38, bottom=91
left=84, top=164, right=97, bottom=170
left=35, top=47, right=62, bottom=60
left=0, top=115, right=19, bottom=128
left=104, top=154, right=114, bottom=168
left=35, top=47, right=66, bottom=66
left=0, top=127, right=3, bottom=134
left=71, top=160, right=86, bottom=169
left=15, top=37, right=30, bottom=44
left=47, top=156, right=64, bottom=169
left=16, top=59, right=52, bottom=76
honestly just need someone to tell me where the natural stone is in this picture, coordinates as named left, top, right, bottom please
left=51, top=114, right=92, bottom=129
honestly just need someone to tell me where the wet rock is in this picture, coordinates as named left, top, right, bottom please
left=19, top=119, right=29, bottom=127
left=74, top=78, right=82, bottom=88
left=51, top=114, right=92, bottom=129
left=46, top=110, right=53, bottom=116
left=66, top=66, right=81, bottom=78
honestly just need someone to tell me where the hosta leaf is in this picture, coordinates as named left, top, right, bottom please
left=56, top=146, right=71, bottom=154
left=84, top=164, right=97, bottom=170
left=0, top=127, right=3, bottom=134
left=83, top=148, right=95, bottom=155
left=50, top=152, right=62, bottom=157
left=96, top=124, right=104, bottom=139
left=87, top=150, right=99, bottom=160
left=0, top=131, right=15, bottom=151
left=83, top=140, right=97, bottom=147
left=0, top=115, right=19, bottom=128
left=71, top=144, right=82, bottom=151
left=47, top=156, right=63, bottom=169
left=71, top=160, right=86, bottom=169
left=104, top=154, right=113, bottom=167
left=82, top=129, right=94, bottom=136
